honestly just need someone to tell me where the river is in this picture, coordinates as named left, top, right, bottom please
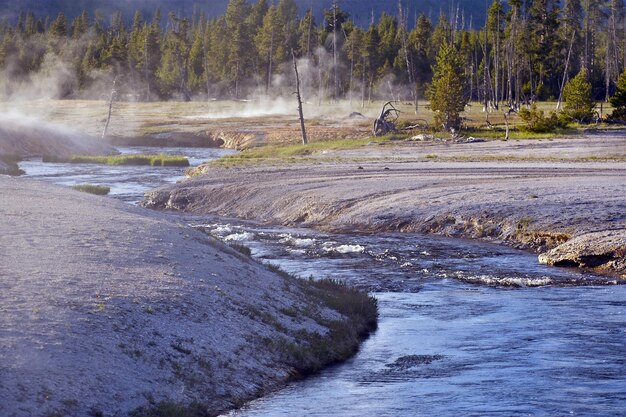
left=20, top=150, right=626, bottom=416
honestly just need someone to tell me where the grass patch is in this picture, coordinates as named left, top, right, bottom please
left=268, top=277, right=378, bottom=375
left=228, top=243, right=252, bottom=257
left=43, top=154, right=189, bottom=167
left=463, top=126, right=576, bottom=140
left=71, top=184, right=110, bottom=195
left=212, top=136, right=393, bottom=167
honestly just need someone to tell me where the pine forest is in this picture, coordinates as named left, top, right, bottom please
left=1, top=0, right=624, bottom=111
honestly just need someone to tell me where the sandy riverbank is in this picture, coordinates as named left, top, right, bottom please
left=0, top=177, right=375, bottom=416
left=143, top=135, right=626, bottom=278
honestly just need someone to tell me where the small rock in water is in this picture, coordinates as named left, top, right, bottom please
left=357, top=166, right=364, bottom=170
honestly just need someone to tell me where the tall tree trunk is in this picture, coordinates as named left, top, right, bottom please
left=102, top=77, right=117, bottom=140
left=292, top=50, right=307, bottom=145
left=333, top=0, right=338, bottom=100
left=557, top=31, right=576, bottom=110
left=266, top=32, right=274, bottom=96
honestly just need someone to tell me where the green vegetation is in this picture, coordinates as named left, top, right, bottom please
left=0, top=0, right=623, bottom=108
left=71, top=184, right=111, bottom=195
left=228, top=243, right=252, bottom=256
left=428, top=42, right=468, bottom=131
left=562, top=69, right=596, bottom=123
left=610, top=70, right=626, bottom=120
left=43, top=154, right=189, bottom=167
left=267, top=277, right=378, bottom=375
left=211, top=136, right=392, bottom=167
left=518, top=104, right=567, bottom=133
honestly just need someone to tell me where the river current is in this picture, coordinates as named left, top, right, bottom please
left=20, top=148, right=626, bottom=416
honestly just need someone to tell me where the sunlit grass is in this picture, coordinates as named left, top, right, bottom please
left=43, top=154, right=189, bottom=167
left=212, top=136, right=396, bottom=167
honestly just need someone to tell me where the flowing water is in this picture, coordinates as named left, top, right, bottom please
left=19, top=146, right=235, bottom=203
left=199, top=222, right=626, bottom=417
left=19, top=154, right=626, bottom=416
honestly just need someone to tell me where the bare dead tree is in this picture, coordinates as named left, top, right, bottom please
left=557, top=31, right=576, bottom=110
left=102, top=76, right=117, bottom=140
left=374, top=101, right=400, bottom=136
left=503, top=111, right=510, bottom=140
left=292, top=50, right=307, bottom=145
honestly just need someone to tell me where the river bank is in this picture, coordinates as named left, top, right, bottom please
left=0, top=177, right=376, bottom=416
left=143, top=134, right=626, bottom=278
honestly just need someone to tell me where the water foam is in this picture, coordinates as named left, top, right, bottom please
left=224, top=232, right=254, bottom=242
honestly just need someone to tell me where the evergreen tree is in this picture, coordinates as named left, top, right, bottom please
left=363, top=23, right=381, bottom=101
left=187, top=23, right=206, bottom=95
left=49, top=12, right=67, bottom=37
left=225, top=0, right=252, bottom=98
left=428, top=42, right=468, bottom=131
left=408, top=14, right=433, bottom=96
left=297, top=8, right=318, bottom=58
left=71, top=11, right=89, bottom=39
left=609, top=69, right=626, bottom=119
left=376, top=13, right=398, bottom=76
left=255, top=5, right=280, bottom=94
left=157, top=13, right=191, bottom=100
left=562, top=68, right=596, bottom=122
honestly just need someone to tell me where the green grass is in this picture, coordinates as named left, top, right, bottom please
left=464, top=127, right=570, bottom=140
left=212, top=136, right=394, bottom=167
left=71, top=184, right=110, bottom=195
left=43, top=154, right=189, bottom=167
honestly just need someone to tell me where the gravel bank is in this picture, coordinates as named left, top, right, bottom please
left=143, top=136, right=626, bottom=278
left=0, top=177, right=376, bottom=416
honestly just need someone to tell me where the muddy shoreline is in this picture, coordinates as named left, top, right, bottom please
left=143, top=136, right=626, bottom=278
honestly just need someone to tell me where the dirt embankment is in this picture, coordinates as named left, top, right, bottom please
left=0, top=113, right=116, bottom=175
left=0, top=177, right=376, bottom=417
left=142, top=136, right=626, bottom=278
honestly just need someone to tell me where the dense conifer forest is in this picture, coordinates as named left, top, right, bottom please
left=0, top=0, right=623, bottom=109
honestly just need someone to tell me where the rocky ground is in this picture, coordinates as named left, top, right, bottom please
left=143, top=134, right=626, bottom=278
left=0, top=177, right=376, bottom=417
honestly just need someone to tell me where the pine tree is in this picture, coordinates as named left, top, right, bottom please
left=255, top=5, right=280, bottom=95
left=71, top=10, right=89, bottom=39
left=187, top=22, right=206, bottom=94
left=297, top=8, right=317, bottom=58
left=609, top=69, right=626, bottom=119
left=408, top=14, right=433, bottom=96
left=225, top=0, right=252, bottom=98
left=49, top=12, right=67, bottom=37
left=562, top=68, right=596, bottom=122
left=428, top=42, right=468, bottom=132
left=363, top=23, right=381, bottom=102
left=157, top=13, right=191, bottom=100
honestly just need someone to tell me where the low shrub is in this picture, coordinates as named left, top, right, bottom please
left=518, top=104, right=567, bottom=133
